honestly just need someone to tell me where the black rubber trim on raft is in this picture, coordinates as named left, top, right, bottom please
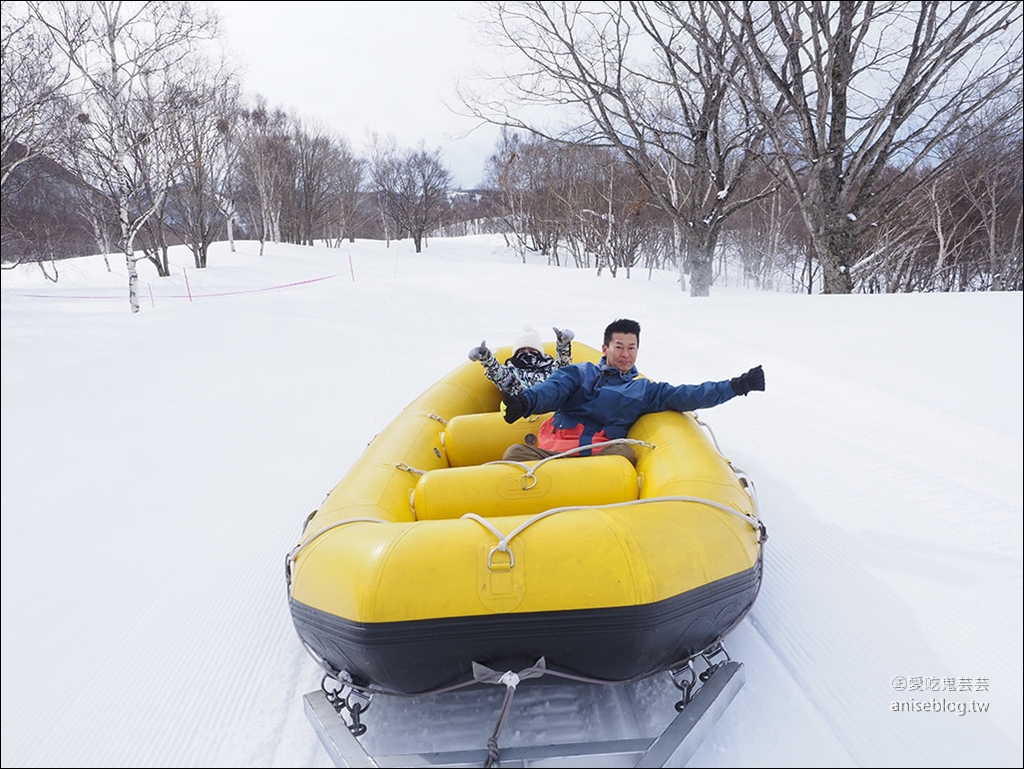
left=289, top=562, right=762, bottom=694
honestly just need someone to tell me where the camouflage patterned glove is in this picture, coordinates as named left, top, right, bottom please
left=468, top=341, right=491, bottom=362
left=553, top=327, right=575, bottom=345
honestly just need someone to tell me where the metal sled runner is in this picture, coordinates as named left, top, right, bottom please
left=303, top=648, right=745, bottom=768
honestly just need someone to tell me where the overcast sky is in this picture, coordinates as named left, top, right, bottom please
left=208, top=1, right=507, bottom=189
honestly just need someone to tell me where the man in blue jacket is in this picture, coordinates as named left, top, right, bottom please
left=501, top=318, right=765, bottom=464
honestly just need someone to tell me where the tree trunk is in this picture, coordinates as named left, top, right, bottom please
left=673, top=221, right=687, bottom=293
left=813, top=219, right=856, bottom=294
left=126, top=250, right=140, bottom=314
left=687, top=220, right=723, bottom=297
left=689, top=243, right=714, bottom=297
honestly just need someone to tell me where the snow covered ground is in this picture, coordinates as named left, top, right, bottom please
left=2, top=234, right=1021, bottom=767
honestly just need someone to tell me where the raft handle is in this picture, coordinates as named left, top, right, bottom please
left=487, top=544, right=515, bottom=570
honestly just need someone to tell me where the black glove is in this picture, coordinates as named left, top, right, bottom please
left=468, top=340, right=490, bottom=362
left=730, top=365, right=765, bottom=396
left=502, top=393, right=529, bottom=423
left=553, top=327, right=574, bottom=345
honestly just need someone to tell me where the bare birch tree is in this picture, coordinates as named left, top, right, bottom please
left=237, top=100, right=295, bottom=253
left=211, top=101, right=243, bottom=252
left=163, top=58, right=241, bottom=267
left=954, top=134, right=1023, bottom=291
left=1, top=1, right=71, bottom=188
left=292, top=120, right=337, bottom=246
left=371, top=143, right=453, bottom=253
left=466, top=1, right=775, bottom=295
left=485, top=130, right=573, bottom=263
left=328, top=137, right=365, bottom=245
left=29, top=0, right=218, bottom=312
left=713, top=0, right=1022, bottom=293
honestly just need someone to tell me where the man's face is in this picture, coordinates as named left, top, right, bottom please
left=603, top=333, right=638, bottom=373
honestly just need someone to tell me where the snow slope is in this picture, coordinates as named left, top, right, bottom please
left=1, top=235, right=1021, bottom=767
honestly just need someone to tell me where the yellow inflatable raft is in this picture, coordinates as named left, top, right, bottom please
left=287, top=342, right=765, bottom=694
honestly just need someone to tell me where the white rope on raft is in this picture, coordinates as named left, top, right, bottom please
left=291, top=425, right=763, bottom=569
left=287, top=517, right=388, bottom=566
left=292, top=441, right=648, bottom=566
left=486, top=438, right=653, bottom=489
left=289, top=492, right=762, bottom=576
left=463, top=493, right=763, bottom=570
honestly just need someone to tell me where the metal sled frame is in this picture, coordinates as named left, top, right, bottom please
left=303, top=660, right=744, bottom=768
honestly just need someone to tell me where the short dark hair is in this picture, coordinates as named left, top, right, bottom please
left=604, top=318, right=641, bottom=346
